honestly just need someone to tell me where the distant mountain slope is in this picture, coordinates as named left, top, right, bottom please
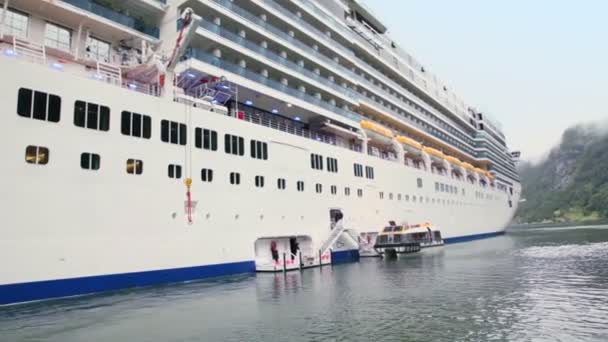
left=515, top=124, right=608, bottom=223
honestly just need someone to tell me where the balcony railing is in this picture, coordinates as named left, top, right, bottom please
left=186, top=48, right=361, bottom=122
left=63, top=0, right=160, bottom=38
left=198, top=20, right=358, bottom=100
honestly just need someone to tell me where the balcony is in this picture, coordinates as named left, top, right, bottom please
left=185, top=48, right=361, bottom=122
left=197, top=20, right=358, bottom=101
left=63, top=0, right=160, bottom=38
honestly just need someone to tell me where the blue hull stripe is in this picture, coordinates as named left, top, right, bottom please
left=444, top=230, right=505, bottom=244
left=0, top=231, right=503, bottom=305
left=0, top=261, right=255, bottom=305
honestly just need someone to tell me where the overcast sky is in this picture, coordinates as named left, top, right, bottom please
left=365, top=0, right=608, bottom=162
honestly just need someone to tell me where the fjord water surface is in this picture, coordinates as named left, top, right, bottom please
left=2, top=226, right=608, bottom=342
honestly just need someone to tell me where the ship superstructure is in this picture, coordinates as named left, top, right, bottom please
left=0, top=0, right=520, bottom=305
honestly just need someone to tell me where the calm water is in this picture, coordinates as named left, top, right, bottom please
left=2, top=226, right=608, bottom=342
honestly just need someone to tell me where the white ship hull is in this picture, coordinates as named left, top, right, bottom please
left=0, top=58, right=519, bottom=305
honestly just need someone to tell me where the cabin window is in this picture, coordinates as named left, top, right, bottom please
left=353, top=163, right=363, bottom=177
left=255, top=175, right=265, bottom=188
left=389, top=193, right=394, bottom=200
left=330, top=185, right=337, bottom=195
left=168, top=164, right=182, bottom=179
left=405, top=195, right=410, bottom=202
left=44, top=22, right=71, bottom=51
left=310, top=153, right=323, bottom=170
left=417, top=178, right=423, bottom=188
left=224, top=134, right=245, bottom=156
left=126, top=159, right=143, bottom=175
left=327, top=157, right=338, bottom=173
left=379, top=192, right=384, bottom=199
left=85, top=36, right=111, bottom=63
left=229, top=172, right=241, bottom=185
left=297, top=181, right=305, bottom=192
left=398, top=194, right=402, bottom=201
left=1, top=7, right=29, bottom=38
left=201, top=168, right=213, bottom=182
left=357, top=189, right=363, bottom=197
left=412, top=196, right=417, bottom=202
left=80, top=152, right=100, bottom=170
left=277, top=178, right=286, bottom=190
left=25, top=145, right=49, bottom=165
left=365, top=166, right=374, bottom=179
left=195, top=128, right=217, bottom=150
left=440, top=183, right=445, bottom=192
left=435, top=182, right=440, bottom=191
left=17, top=88, right=61, bottom=122
left=161, top=120, right=187, bottom=145
left=344, top=187, right=351, bottom=196
left=74, top=101, right=110, bottom=131
left=250, top=140, right=268, bottom=160
left=315, top=183, right=323, bottom=193
left=508, top=200, right=513, bottom=208
left=121, top=111, right=151, bottom=138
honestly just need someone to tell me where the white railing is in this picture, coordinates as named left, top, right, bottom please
left=12, top=37, right=45, bottom=63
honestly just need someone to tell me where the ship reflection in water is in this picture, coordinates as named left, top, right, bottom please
left=2, top=226, right=608, bottom=342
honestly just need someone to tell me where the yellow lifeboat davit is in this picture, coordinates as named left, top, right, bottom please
left=396, top=135, right=422, bottom=149
left=360, top=120, right=394, bottom=138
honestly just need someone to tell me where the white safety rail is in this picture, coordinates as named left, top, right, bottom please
left=11, top=37, right=45, bottom=63
left=97, top=61, right=122, bottom=86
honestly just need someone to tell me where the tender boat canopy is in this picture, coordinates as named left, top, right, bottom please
left=360, top=120, right=394, bottom=138
left=396, top=135, right=422, bottom=149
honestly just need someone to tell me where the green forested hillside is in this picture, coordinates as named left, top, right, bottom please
left=515, top=124, right=608, bottom=223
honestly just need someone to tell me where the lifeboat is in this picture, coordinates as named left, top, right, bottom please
left=396, top=135, right=422, bottom=155
left=485, top=171, right=495, bottom=180
left=360, top=120, right=394, bottom=145
left=474, top=167, right=486, bottom=175
left=444, top=155, right=462, bottom=166
left=422, top=146, right=446, bottom=163
left=461, top=162, right=475, bottom=171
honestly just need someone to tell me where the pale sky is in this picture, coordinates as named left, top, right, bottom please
left=365, top=0, right=608, bottom=162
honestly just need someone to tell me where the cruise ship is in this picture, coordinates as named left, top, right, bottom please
left=0, top=0, right=521, bottom=305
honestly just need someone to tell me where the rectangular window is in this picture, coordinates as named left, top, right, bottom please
left=357, top=189, right=363, bottom=198
left=435, top=182, right=440, bottom=191
left=17, top=88, right=61, bottom=122
left=74, top=101, right=110, bottom=131
left=297, top=181, right=305, bottom=192
left=354, top=163, right=363, bottom=177
left=44, top=22, right=71, bottom=51
left=126, top=159, right=143, bottom=175
left=379, top=192, right=384, bottom=199
left=255, top=175, right=265, bottom=188
left=25, top=145, right=49, bottom=165
left=389, top=193, right=394, bottom=200
left=310, top=153, right=323, bottom=170
left=315, top=183, right=323, bottom=193
left=398, top=194, right=402, bottom=201
left=161, top=120, right=187, bottom=145
left=250, top=140, right=268, bottom=160
left=168, top=164, right=182, bottom=179
left=417, top=178, right=423, bottom=188
left=85, top=36, right=111, bottom=63
left=1, top=7, right=29, bottom=38
left=201, top=168, right=213, bottom=182
left=277, top=178, right=286, bottom=190
left=195, top=128, right=218, bottom=151
left=326, top=157, right=338, bottom=173
left=225, top=134, right=245, bottom=156
left=230, top=172, right=241, bottom=185
left=440, top=183, right=445, bottom=192
left=80, top=152, right=100, bottom=170
left=365, top=166, right=374, bottom=179
left=121, top=111, right=151, bottom=138
left=344, top=187, right=351, bottom=196
left=330, top=185, right=337, bottom=195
